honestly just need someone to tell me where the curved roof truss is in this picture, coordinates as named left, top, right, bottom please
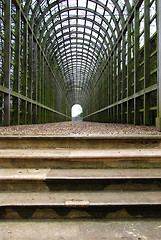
left=22, top=0, right=133, bottom=105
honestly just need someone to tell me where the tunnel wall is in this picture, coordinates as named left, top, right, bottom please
left=0, top=0, right=71, bottom=126
left=84, top=0, right=158, bottom=126
left=0, top=0, right=159, bottom=127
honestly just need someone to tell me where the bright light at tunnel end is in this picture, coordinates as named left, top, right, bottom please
left=72, top=104, right=83, bottom=118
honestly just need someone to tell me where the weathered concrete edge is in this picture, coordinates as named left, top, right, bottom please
left=0, top=134, right=161, bottom=140
left=1, top=202, right=161, bottom=207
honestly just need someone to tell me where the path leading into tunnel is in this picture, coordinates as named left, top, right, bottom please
left=0, top=121, right=160, bottom=135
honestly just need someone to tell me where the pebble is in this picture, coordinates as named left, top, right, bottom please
left=0, top=121, right=160, bottom=135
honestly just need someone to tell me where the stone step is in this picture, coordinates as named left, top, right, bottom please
left=0, top=219, right=161, bottom=240
left=0, top=135, right=161, bottom=149
left=1, top=168, right=161, bottom=192
left=1, top=179, right=161, bottom=192
left=1, top=168, right=161, bottom=180
left=0, top=148, right=161, bottom=159
left=0, top=135, right=161, bottom=223
left=0, top=191, right=161, bottom=219
left=1, top=204, right=161, bottom=219
left=0, top=148, right=161, bottom=169
left=1, top=191, right=161, bottom=206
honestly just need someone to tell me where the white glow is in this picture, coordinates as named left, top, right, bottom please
left=72, top=104, right=83, bottom=117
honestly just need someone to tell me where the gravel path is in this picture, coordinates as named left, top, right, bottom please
left=0, top=121, right=160, bottom=135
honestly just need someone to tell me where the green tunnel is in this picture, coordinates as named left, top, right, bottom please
left=0, top=0, right=161, bottom=129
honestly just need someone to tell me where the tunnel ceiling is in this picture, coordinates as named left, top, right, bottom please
left=23, top=0, right=134, bottom=106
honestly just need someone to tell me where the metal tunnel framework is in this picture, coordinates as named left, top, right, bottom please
left=0, top=0, right=161, bottom=129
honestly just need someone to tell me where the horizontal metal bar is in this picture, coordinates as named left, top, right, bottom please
left=83, top=84, right=157, bottom=119
left=13, top=0, right=70, bottom=108
left=0, top=85, right=71, bottom=119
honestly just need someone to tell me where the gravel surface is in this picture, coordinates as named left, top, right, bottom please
left=0, top=121, right=160, bottom=135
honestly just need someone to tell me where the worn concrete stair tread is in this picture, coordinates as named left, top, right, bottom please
left=1, top=168, right=161, bottom=180
left=0, top=148, right=161, bottom=159
left=1, top=134, right=161, bottom=138
left=0, top=219, right=161, bottom=240
left=1, top=191, right=161, bottom=206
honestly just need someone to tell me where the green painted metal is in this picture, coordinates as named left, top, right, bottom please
left=144, top=0, right=150, bottom=125
left=83, top=0, right=158, bottom=128
left=0, top=0, right=159, bottom=128
left=0, top=0, right=71, bottom=126
left=156, top=0, right=161, bottom=130
left=4, top=0, right=11, bottom=126
left=13, top=6, right=20, bottom=125
left=134, top=3, right=140, bottom=125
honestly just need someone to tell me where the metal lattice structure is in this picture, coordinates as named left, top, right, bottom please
left=0, top=0, right=161, bottom=129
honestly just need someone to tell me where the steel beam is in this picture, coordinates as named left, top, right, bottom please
left=83, top=84, right=157, bottom=120
left=37, top=49, right=42, bottom=123
left=4, top=0, right=11, bottom=126
left=32, top=41, right=38, bottom=124
left=134, top=4, right=140, bottom=125
left=13, top=6, right=21, bottom=125
left=127, top=22, right=132, bottom=124
left=28, top=32, right=33, bottom=124
left=144, top=0, right=150, bottom=125
left=22, top=22, right=28, bottom=124
left=0, top=85, right=71, bottom=120
left=121, top=34, right=126, bottom=124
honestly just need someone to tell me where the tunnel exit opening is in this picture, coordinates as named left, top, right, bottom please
left=71, top=104, right=83, bottom=121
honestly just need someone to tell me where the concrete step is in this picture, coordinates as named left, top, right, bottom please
left=0, top=134, right=161, bottom=149
left=0, top=148, right=161, bottom=169
left=0, top=191, right=161, bottom=219
left=1, top=168, right=161, bottom=180
left=0, top=148, right=161, bottom=159
left=0, top=135, right=161, bottom=224
left=1, top=191, right=161, bottom=206
left=0, top=169, right=161, bottom=192
left=1, top=179, right=161, bottom=192
left=0, top=219, right=161, bottom=240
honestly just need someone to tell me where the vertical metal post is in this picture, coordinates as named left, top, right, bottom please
left=144, top=0, right=150, bottom=125
left=37, top=49, right=41, bottom=123
left=52, top=79, right=56, bottom=121
left=44, top=60, right=47, bottom=123
left=127, top=22, right=132, bottom=123
left=22, top=22, right=28, bottom=124
left=13, top=6, right=21, bottom=125
left=105, top=65, right=108, bottom=122
left=121, top=34, right=126, bottom=123
left=117, top=42, right=121, bottom=123
left=107, top=62, right=110, bottom=122
left=134, top=4, right=140, bottom=125
left=49, top=71, right=52, bottom=122
left=109, top=60, right=112, bottom=122
left=4, top=0, right=11, bottom=126
left=45, top=66, right=49, bottom=123
left=113, top=57, right=115, bottom=123
left=33, top=41, right=38, bottom=124
left=41, top=56, right=45, bottom=122
left=156, top=0, right=161, bottom=130
left=110, top=56, right=113, bottom=122
left=28, top=32, right=33, bottom=124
